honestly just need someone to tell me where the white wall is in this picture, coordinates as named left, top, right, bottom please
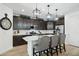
left=0, top=4, right=13, bottom=54
left=65, top=11, right=79, bottom=46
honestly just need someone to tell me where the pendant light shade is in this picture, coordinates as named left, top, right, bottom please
left=33, top=8, right=41, bottom=16
left=33, top=4, right=41, bottom=18
left=46, top=5, right=53, bottom=20
left=55, top=17, right=59, bottom=21
left=47, top=12, right=52, bottom=19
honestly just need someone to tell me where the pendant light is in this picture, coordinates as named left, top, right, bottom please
left=33, top=3, right=41, bottom=19
left=55, top=9, right=59, bottom=21
left=46, top=5, right=52, bottom=20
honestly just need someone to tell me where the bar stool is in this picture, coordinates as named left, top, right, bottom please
left=59, top=34, right=66, bottom=53
left=33, top=36, right=50, bottom=56
left=50, top=35, right=59, bottom=56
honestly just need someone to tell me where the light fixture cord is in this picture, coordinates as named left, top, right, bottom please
left=36, top=3, right=37, bottom=9
left=47, top=5, right=50, bottom=14
left=36, top=3, right=37, bottom=19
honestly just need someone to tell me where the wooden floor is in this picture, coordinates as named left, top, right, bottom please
left=1, top=44, right=79, bottom=56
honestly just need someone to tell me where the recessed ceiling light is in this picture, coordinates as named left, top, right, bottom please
left=22, top=9, right=24, bottom=12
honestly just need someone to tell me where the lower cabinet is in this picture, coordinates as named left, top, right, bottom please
left=13, top=35, right=27, bottom=47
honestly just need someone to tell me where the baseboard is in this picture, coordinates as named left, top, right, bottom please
left=65, top=41, right=79, bottom=48
left=67, top=44, right=79, bottom=48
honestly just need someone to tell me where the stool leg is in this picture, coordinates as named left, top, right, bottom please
left=46, top=49, right=49, bottom=56
left=59, top=44, right=62, bottom=53
left=33, top=48, right=35, bottom=56
left=50, top=48, right=53, bottom=56
left=56, top=46, right=58, bottom=56
left=39, top=52, right=42, bottom=56
left=63, top=43, right=66, bottom=52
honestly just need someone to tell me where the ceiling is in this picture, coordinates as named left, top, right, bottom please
left=3, top=3, right=79, bottom=20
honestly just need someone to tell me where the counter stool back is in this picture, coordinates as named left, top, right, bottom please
left=50, top=35, right=59, bottom=56
left=33, top=36, right=50, bottom=56
left=59, top=34, right=66, bottom=53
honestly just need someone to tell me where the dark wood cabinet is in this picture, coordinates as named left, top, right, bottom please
left=13, top=35, right=27, bottom=47
left=13, top=16, right=47, bottom=30
left=13, top=16, right=64, bottom=30
left=56, top=17, right=64, bottom=25
left=47, top=21, right=53, bottom=30
left=13, top=16, right=31, bottom=30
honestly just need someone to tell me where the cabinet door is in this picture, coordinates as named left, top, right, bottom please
left=36, top=21, right=47, bottom=30
left=56, top=17, right=64, bottom=25
left=23, top=19, right=31, bottom=30
left=13, top=17, right=23, bottom=30
left=47, top=22, right=53, bottom=30
left=17, top=18, right=24, bottom=29
left=13, top=17, right=18, bottom=30
left=13, top=36, right=27, bottom=47
left=38, top=21, right=44, bottom=30
left=42, top=21, right=47, bottom=30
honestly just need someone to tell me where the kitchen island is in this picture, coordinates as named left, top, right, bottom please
left=13, top=33, right=53, bottom=47
left=23, top=34, right=54, bottom=56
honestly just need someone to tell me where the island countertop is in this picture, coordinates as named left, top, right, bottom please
left=13, top=33, right=54, bottom=36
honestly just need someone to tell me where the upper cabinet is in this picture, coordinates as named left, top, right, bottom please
left=13, top=16, right=47, bottom=30
left=13, top=16, right=64, bottom=30
left=47, top=21, right=53, bottom=30
left=56, top=17, right=64, bottom=25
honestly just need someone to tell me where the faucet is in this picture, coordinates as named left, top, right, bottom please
left=38, top=31, right=41, bottom=34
